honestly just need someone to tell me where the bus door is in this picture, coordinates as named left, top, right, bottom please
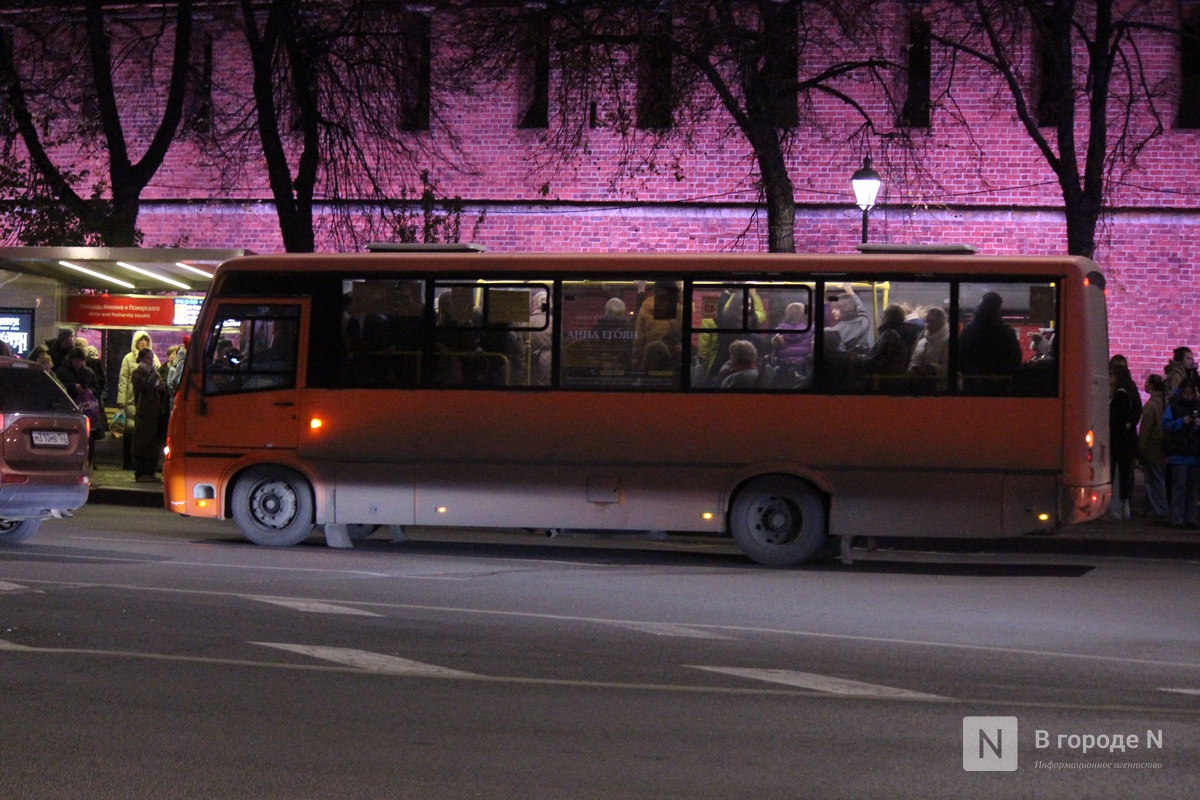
left=190, top=300, right=308, bottom=451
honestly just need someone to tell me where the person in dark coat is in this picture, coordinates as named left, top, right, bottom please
left=958, top=292, right=1022, bottom=394
left=130, top=347, right=168, bottom=482
left=46, top=327, right=75, bottom=368
left=54, top=346, right=102, bottom=466
left=1108, top=364, right=1142, bottom=520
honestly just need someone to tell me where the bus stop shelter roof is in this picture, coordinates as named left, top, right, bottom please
left=0, top=246, right=252, bottom=293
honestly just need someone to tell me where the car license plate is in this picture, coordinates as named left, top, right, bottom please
left=31, top=431, right=69, bottom=447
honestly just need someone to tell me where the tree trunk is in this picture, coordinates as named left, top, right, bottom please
left=99, top=197, right=141, bottom=247
left=751, top=130, right=796, bottom=253
left=1064, top=200, right=1100, bottom=260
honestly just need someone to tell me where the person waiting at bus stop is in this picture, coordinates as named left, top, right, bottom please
left=1108, top=363, right=1142, bottom=521
left=117, top=330, right=160, bottom=471
left=55, top=346, right=103, bottom=467
left=1138, top=374, right=1169, bottom=522
left=130, top=347, right=168, bottom=482
left=1162, top=379, right=1200, bottom=529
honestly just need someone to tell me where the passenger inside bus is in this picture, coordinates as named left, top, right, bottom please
left=717, top=339, right=760, bottom=389
left=528, top=291, right=552, bottom=386
left=959, top=291, right=1023, bottom=394
left=821, top=330, right=852, bottom=392
left=826, top=287, right=872, bottom=355
left=593, top=297, right=634, bottom=372
left=705, top=286, right=766, bottom=385
left=908, top=306, right=950, bottom=391
left=633, top=281, right=682, bottom=368
left=857, top=304, right=913, bottom=393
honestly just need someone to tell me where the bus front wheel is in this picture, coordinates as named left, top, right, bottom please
left=231, top=466, right=315, bottom=547
left=729, top=476, right=826, bottom=567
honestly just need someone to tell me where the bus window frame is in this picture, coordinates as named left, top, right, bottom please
left=692, top=281, right=814, bottom=334
left=432, top=280, right=553, bottom=332
left=202, top=302, right=303, bottom=397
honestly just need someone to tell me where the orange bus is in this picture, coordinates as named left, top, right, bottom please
left=163, top=250, right=1111, bottom=566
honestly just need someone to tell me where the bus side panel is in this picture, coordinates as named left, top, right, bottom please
left=409, top=464, right=728, bottom=532
left=331, top=462, right=416, bottom=526
left=830, top=471, right=1003, bottom=538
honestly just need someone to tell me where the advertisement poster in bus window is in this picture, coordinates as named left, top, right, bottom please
left=560, top=282, right=638, bottom=388
left=488, top=288, right=531, bottom=326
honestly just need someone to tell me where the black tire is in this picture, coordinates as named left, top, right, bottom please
left=0, top=518, right=41, bottom=545
left=346, top=524, right=379, bottom=541
left=231, top=466, right=315, bottom=547
left=729, top=476, right=826, bottom=566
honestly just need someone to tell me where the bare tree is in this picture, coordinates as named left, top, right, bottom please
left=447, top=1, right=889, bottom=253
left=0, top=0, right=193, bottom=246
left=226, top=0, right=469, bottom=252
left=932, top=0, right=1175, bottom=258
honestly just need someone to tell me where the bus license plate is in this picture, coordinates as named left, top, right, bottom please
left=31, top=431, right=69, bottom=447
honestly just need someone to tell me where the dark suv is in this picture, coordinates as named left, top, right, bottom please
left=0, top=357, right=90, bottom=543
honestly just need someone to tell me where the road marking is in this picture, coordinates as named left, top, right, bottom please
left=0, top=638, right=1197, bottom=715
left=0, top=581, right=34, bottom=593
left=248, top=597, right=383, bottom=617
left=688, top=666, right=945, bottom=700
left=0, top=639, right=33, bottom=650
left=252, top=643, right=477, bottom=677
left=5, top=578, right=1200, bottom=672
left=1159, top=688, right=1200, bottom=696
left=608, top=621, right=734, bottom=640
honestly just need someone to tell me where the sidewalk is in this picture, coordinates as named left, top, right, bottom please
left=87, top=435, right=166, bottom=508
left=83, top=435, right=1200, bottom=558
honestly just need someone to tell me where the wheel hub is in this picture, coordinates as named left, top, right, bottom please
left=251, top=480, right=297, bottom=530
left=753, top=496, right=800, bottom=545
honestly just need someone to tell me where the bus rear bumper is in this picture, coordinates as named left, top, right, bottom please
left=1063, top=483, right=1111, bottom=524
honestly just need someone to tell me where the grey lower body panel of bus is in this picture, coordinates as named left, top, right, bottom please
left=318, top=461, right=1060, bottom=540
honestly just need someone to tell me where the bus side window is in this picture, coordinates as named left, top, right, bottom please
left=429, top=280, right=550, bottom=389
left=341, top=279, right=424, bottom=389
left=692, top=281, right=812, bottom=391
left=560, top=279, right=679, bottom=391
left=958, top=282, right=1058, bottom=397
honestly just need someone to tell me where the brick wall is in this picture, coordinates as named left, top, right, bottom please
left=4, top=2, right=1200, bottom=385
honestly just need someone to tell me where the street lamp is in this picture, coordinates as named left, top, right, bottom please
left=851, top=156, right=881, bottom=244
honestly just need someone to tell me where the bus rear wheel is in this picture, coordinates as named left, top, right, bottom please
left=231, top=466, right=315, bottom=547
left=729, top=476, right=826, bottom=567
left=346, top=524, right=379, bottom=541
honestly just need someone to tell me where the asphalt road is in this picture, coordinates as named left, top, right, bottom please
left=1, top=505, right=1198, bottom=799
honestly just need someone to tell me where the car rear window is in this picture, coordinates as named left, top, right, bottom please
left=0, top=368, right=77, bottom=413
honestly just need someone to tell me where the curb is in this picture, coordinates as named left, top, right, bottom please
left=863, top=532, right=1200, bottom=561
left=88, top=486, right=165, bottom=509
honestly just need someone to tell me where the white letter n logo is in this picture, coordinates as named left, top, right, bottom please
left=963, top=716, right=1018, bottom=771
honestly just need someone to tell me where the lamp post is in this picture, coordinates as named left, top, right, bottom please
left=851, top=156, right=881, bottom=244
